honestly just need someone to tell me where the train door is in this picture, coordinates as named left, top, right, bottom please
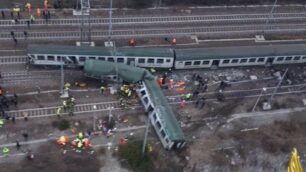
left=211, top=60, right=220, bottom=68
left=266, top=57, right=274, bottom=66
left=127, top=58, right=135, bottom=66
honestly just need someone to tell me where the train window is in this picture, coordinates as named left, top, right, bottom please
left=223, top=60, right=230, bottom=64
left=161, top=130, right=166, bottom=138
left=108, top=57, right=114, bottom=62
left=277, top=57, right=284, bottom=61
left=231, top=59, right=239, bottom=63
left=240, top=59, right=247, bottom=63
left=165, top=138, right=169, bottom=143
left=166, top=59, right=171, bottom=63
left=57, top=56, right=61, bottom=61
left=117, top=58, right=124, bottom=63
left=303, top=56, right=306, bottom=60
left=194, top=61, right=201, bottom=65
left=148, top=58, right=155, bottom=63
left=157, top=59, right=164, bottom=64
left=89, top=57, right=96, bottom=60
left=79, top=57, right=86, bottom=62
left=153, top=113, right=157, bottom=121
left=156, top=121, right=162, bottom=129
left=37, top=56, right=45, bottom=60
left=47, top=56, right=54, bottom=61
left=144, top=97, right=149, bottom=104
left=98, top=57, right=105, bottom=61
left=185, top=61, right=192, bottom=66
left=249, top=58, right=256, bottom=63
left=257, top=58, right=265, bottom=62
left=285, top=56, right=292, bottom=61
left=138, top=58, right=145, bottom=63
left=202, top=61, right=210, bottom=65
left=294, top=56, right=300, bottom=60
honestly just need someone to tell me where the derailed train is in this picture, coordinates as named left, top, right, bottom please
left=27, top=44, right=306, bottom=69
left=84, top=60, right=185, bottom=150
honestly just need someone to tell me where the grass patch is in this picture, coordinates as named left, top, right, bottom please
left=52, top=119, right=70, bottom=131
left=118, top=138, right=154, bottom=172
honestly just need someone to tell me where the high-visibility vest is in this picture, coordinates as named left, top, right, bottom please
left=0, top=119, right=4, bottom=127
left=13, top=8, right=20, bottom=13
left=30, top=15, right=35, bottom=21
left=78, top=132, right=83, bottom=139
left=77, top=141, right=82, bottom=148
left=56, top=107, right=61, bottom=114
left=36, top=8, right=41, bottom=17
left=2, top=147, right=9, bottom=155
left=127, top=90, right=132, bottom=97
left=185, top=93, right=191, bottom=99
left=63, top=101, right=67, bottom=106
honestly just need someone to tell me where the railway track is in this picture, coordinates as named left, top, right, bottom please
left=6, top=83, right=306, bottom=119
left=0, top=56, right=27, bottom=64
left=0, top=70, right=83, bottom=86
left=0, top=13, right=306, bottom=27
left=1, top=23, right=306, bottom=40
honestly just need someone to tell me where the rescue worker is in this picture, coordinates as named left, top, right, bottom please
left=27, top=151, right=34, bottom=160
left=30, top=14, right=35, bottom=23
left=62, top=100, right=67, bottom=110
left=70, top=97, right=75, bottom=104
left=100, top=86, right=105, bottom=94
left=22, top=133, right=29, bottom=141
left=0, top=119, right=4, bottom=127
left=2, top=147, right=9, bottom=156
left=1, top=11, right=5, bottom=19
left=56, top=107, right=62, bottom=118
left=24, top=31, right=28, bottom=39
left=150, top=68, right=156, bottom=74
left=192, top=90, right=199, bottom=99
left=36, top=8, right=41, bottom=17
left=77, top=140, right=82, bottom=149
left=10, top=31, right=15, bottom=38
left=185, top=93, right=192, bottom=100
left=23, top=112, right=28, bottom=121
left=26, top=20, right=30, bottom=28
left=25, top=3, right=32, bottom=13
left=64, top=83, right=70, bottom=92
left=119, top=98, right=125, bottom=108
left=127, top=89, right=132, bottom=97
left=216, top=89, right=224, bottom=101
left=16, top=140, right=21, bottom=150
left=78, top=132, right=83, bottom=139
left=44, top=0, right=48, bottom=10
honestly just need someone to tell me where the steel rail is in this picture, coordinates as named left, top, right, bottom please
left=6, top=83, right=306, bottom=119
left=1, top=13, right=306, bottom=26
left=1, top=23, right=306, bottom=40
left=0, top=56, right=27, bottom=64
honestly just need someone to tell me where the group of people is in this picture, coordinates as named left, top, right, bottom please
left=57, top=96, right=75, bottom=117
left=0, top=94, right=18, bottom=123
left=3, top=0, right=52, bottom=45
left=57, top=132, right=92, bottom=152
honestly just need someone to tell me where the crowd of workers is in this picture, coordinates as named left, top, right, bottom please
left=1, top=0, right=52, bottom=45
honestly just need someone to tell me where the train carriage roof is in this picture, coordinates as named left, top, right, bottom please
left=84, top=60, right=185, bottom=142
left=175, top=44, right=306, bottom=60
left=27, top=44, right=174, bottom=58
